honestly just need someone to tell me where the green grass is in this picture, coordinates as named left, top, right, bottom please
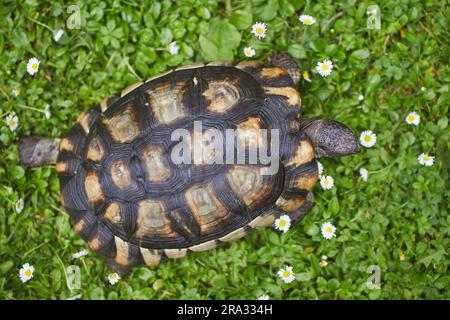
left=0, top=0, right=449, bottom=300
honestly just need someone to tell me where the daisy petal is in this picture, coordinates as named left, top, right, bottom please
left=359, top=130, right=376, bottom=148
left=316, top=59, right=333, bottom=77
left=321, top=222, right=336, bottom=240
left=251, top=22, right=267, bottom=39
left=26, top=57, right=40, bottom=76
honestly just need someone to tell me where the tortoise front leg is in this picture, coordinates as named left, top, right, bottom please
left=19, top=136, right=60, bottom=167
left=289, top=192, right=315, bottom=225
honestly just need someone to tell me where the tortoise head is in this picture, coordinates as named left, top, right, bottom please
left=299, top=118, right=360, bottom=157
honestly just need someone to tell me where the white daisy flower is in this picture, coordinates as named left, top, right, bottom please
left=53, top=29, right=64, bottom=42
left=299, top=15, right=316, bottom=26
left=321, top=255, right=328, bottom=260
left=321, top=222, right=336, bottom=240
left=44, top=104, right=51, bottom=119
left=303, top=71, right=311, bottom=82
left=19, top=263, right=34, bottom=283
left=317, top=160, right=323, bottom=176
left=168, top=41, right=180, bottom=55
left=257, top=294, right=269, bottom=300
left=27, top=57, right=40, bottom=76
left=15, top=198, right=24, bottom=213
left=358, top=94, right=364, bottom=101
left=72, top=249, right=89, bottom=260
left=316, top=59, right=333, bottom=77
left=319, top=260, right=328, bottom=267
left=405, top=112, right=420, bottom=126
left=274, top=214, right=291, bottom=233
left=418, top=153, right=434, bottom=167
left=12, top=88, right=21, bottom=97
left=359, top=130, right=376, bottom=148
left=108, top=272, right=120, bottom=285
left=359, top=168, right=368, bottom=181
left=243, top=47, right=256, bottom=58
left=251, top=22, right=267, bottom=39
left=320, top=175, right=334, bottom=190
left=5, top=114, right=19, bottom=131
left=278, top=266, right=295, bottom=284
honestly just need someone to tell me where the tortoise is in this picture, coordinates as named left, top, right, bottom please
left=19, top=53, right=360, bottom=273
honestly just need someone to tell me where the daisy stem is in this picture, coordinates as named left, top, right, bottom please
left=17, top=104, right=45, bottom=113
left=45, top=61, right=61, bottom=68
left=27, top=16, right=55, bottom=33
left=54, top=250, right=72, bottom=290
left=196, top=259, right=206, bottom=267
left=105, top=52, right=118, bottom=71
left=0, top=86, right=11, bottom=101
left=81, top=258, right=90, bottom=276
left=23, top=240, right=49, bottom=258
left=124, top=59, right=142, bottom=81
left=254, top=42, right=274, bottom=49
left=50, top=204, right=68, bottom=216
left=300, top=28, right=307, bottom=45
left=321, top=11, right=344, bottom=34
left=4, top=197, right=15, bottom=205
left=369, top=159, right=399, bottom=173
left=224, top=0, right=232, bottom=17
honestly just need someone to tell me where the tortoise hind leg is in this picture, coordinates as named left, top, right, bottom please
left=235, top=60, right=294, bottom=88
left=104, top=258, right=133, bottom=276
left=268, top=52, right=301, bottom=85
left=290, top=192, right=314, bottom=225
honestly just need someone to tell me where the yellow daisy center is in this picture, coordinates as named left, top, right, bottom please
left=283, top=271, right=291, bottom=278
left=326, top=226, right=333, bottom=234
left=408, top=116, right=414, bottom=122
left=321, top=64, right=329, bottom=71
left=9, top=119, right=15, bottom=126
left=32, top=63, right=38, bottom=70
left=303, top=71, right=310, bottom=79
left=255, top=27, right=264, bottom=34
left=279, top=220, right=286, bottom=227
left=304, top=19, right=311, bottom=24
left=324, top=180, right=330, bottom=185
left=423, top=156, right=429, bottom=161
left=364, top=135, right=371, bottom=142
left=25, top=269, right=32, bottom=277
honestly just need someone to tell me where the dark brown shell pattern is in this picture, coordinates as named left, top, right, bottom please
left=56, top=61, right=318, bottom=271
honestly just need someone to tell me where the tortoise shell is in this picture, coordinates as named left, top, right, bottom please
left=56, top=60, right=318, bottom=271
